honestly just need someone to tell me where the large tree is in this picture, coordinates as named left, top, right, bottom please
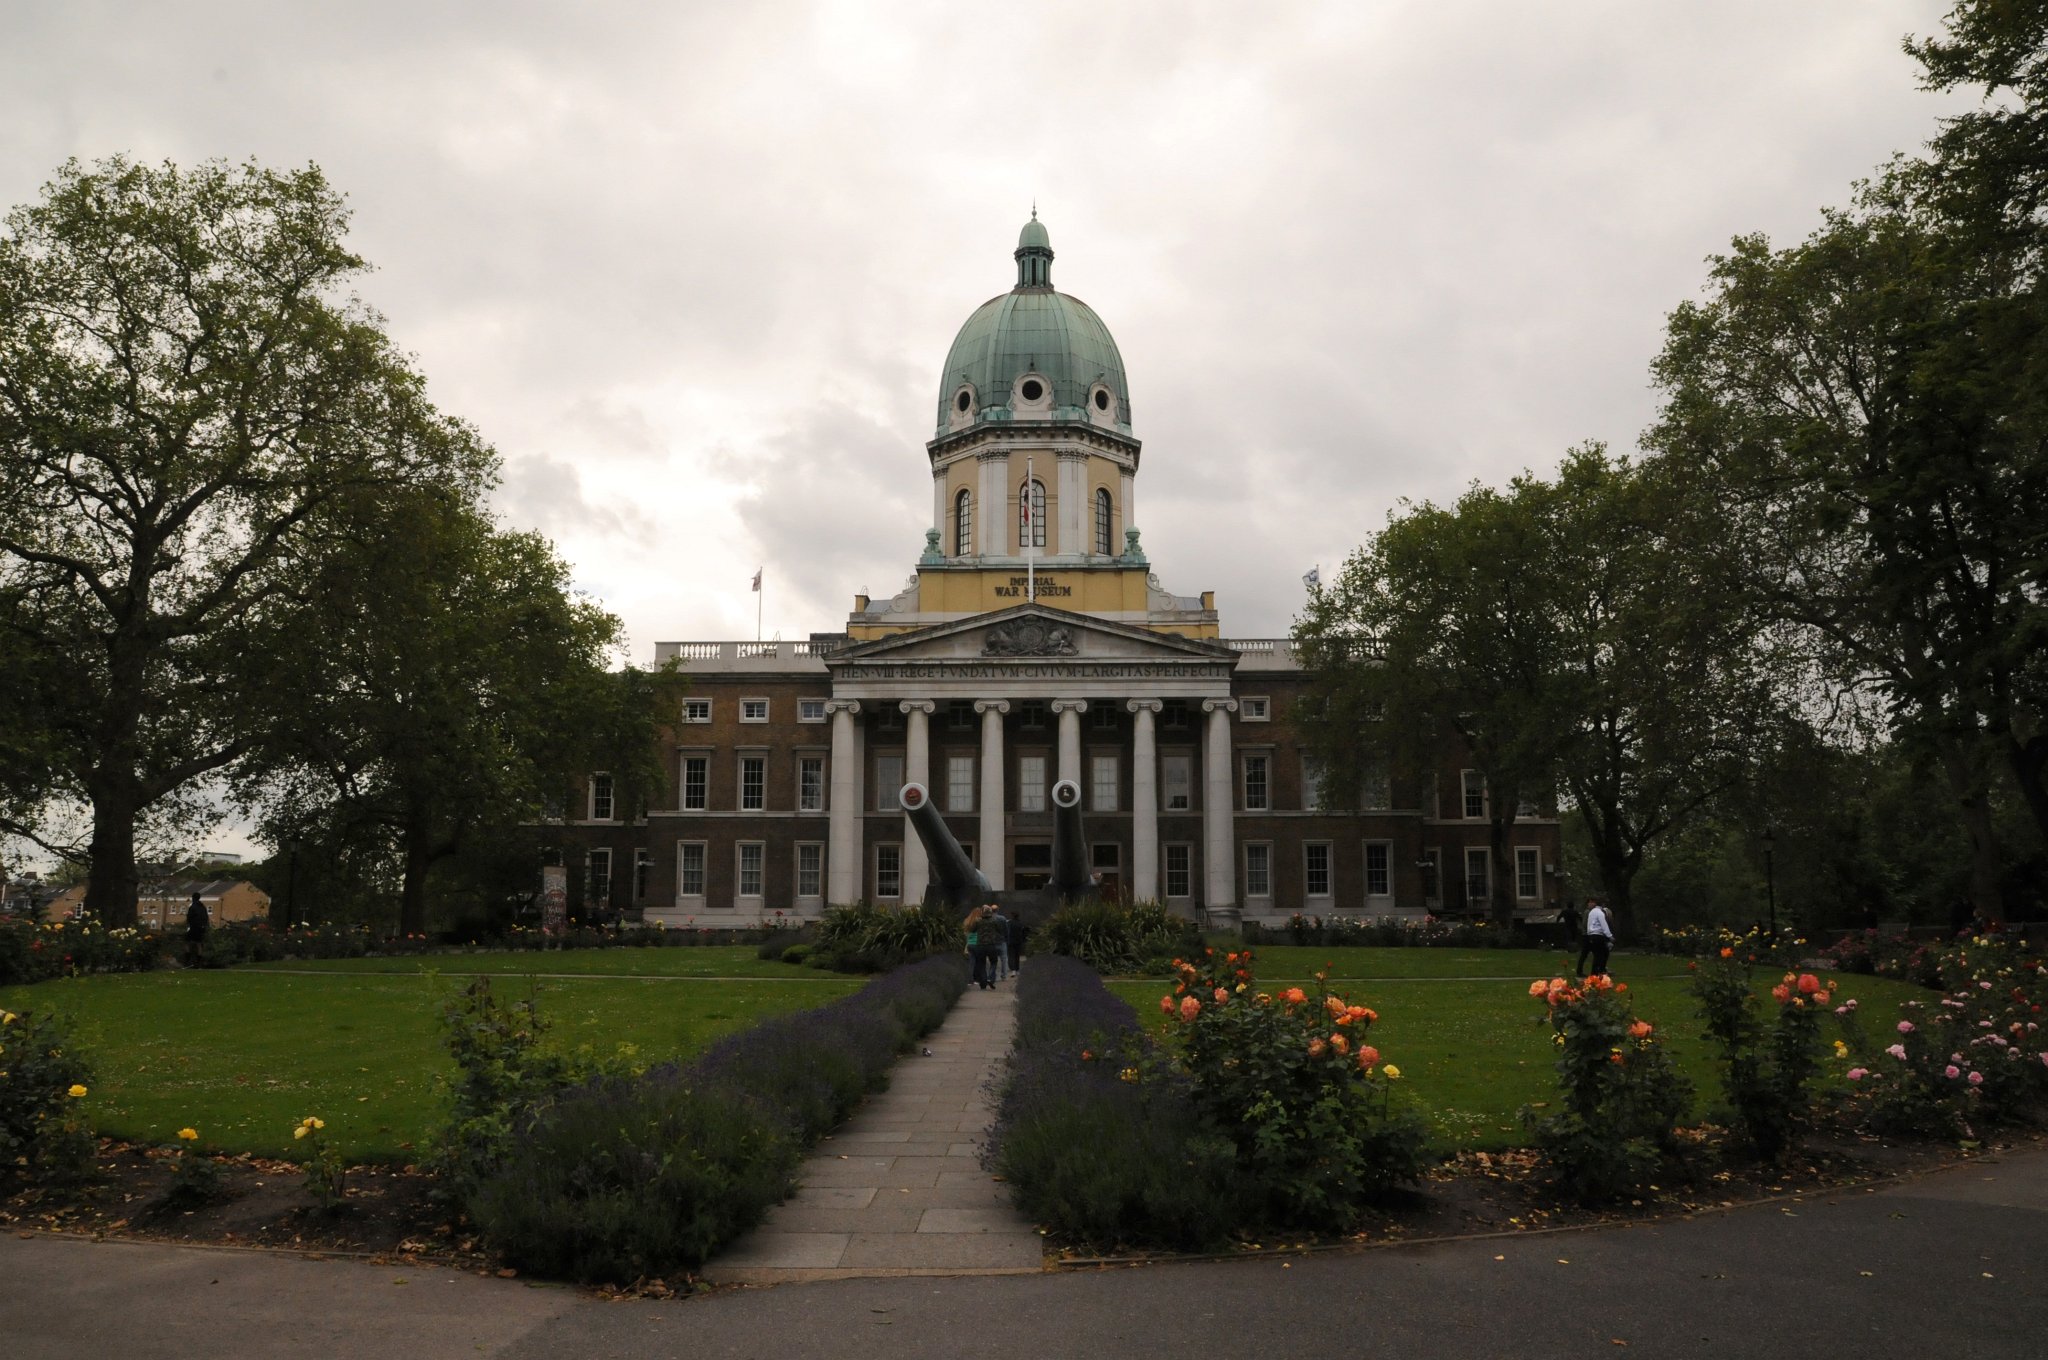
left=0, top=157, right=492, bottom=924
left=1295, top=447, right=1767, bottom=933
left=1648, top=202, right=2048, bottom=917
left=242, top=486, right=681, bottom=935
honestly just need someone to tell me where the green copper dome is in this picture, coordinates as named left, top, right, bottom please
left=934, top=214, right=1132, bottom=438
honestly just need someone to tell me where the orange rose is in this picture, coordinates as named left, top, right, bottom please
left=1357, top=1045, right=1381, bottom=1069
left=1308, top=1038, right=1327, bottom=1058
left=1330, top=1032, right=1349, bottom=1054
left=1719, top=947, right=1734, bottom=958
left=1214, top=987, right=1230, bottom=1004
left=1179, top=995, right=1201, bottom=1023
left=1529, top=980, right=1549, bottom=998
left=1282, top=987, right=1307, bottom=1005
left=1797, top=974, right=1819, bottom=994
left=1771, top=984, right=1791, bottom=1002
left=1159, top=995, right=1175, bottom=1015
left=1628, top=1021, right=1653, bottom=1039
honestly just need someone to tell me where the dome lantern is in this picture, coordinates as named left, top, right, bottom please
left=934, top=213, right=1132, bottom=439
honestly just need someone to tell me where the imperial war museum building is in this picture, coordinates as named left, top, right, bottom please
left=553, top=217, right=1562, bottom=929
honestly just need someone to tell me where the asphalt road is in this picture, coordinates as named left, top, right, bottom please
left=4, top=1146, right=2042, bottom=1360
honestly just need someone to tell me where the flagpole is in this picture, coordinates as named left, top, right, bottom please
left=1026, top=453, right=1035, bottom=603
left=755, top=568, right=763, bottom=643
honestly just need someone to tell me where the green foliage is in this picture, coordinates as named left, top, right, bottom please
left=429, top=978, right=583, bottom=1203
left=1690, top=959, right=1842, bottom=1159
left=1166, top=948, right=1429, bottom=1228
left=1523, top=976, right=1693, bottom=1203
left=0, top=917, right=162, bottom=984
left=1043, top=899, right=1198, bottom=974
left=293, top=1115, right=347, bottom=1210
left=160, top=1131, right=224, bottom=1209
left=469, top=1075, right=795, bottom=1284
left=811, top=902, right=963, bottom=970
left=0, top=155, right=496, bottom=926
left=0, top=1007, right=95, bottom=1186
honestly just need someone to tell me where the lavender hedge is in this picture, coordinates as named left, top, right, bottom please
left=985, top=956, right=1248, bottom=1250
left=467, top=952, right=967, bottom=1283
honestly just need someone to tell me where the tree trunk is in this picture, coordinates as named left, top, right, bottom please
left=1937, top=741, right=2005, bottom=922
left=2006, top=731, right=2048, bottom=856
left=399, top=829, right=434, bottom=938
left=81, top=781, right=141, bottom=927
left=1488, top=811, right=1517, bottom=928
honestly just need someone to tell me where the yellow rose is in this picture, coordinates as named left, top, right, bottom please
left=67, top=1084, right=87, bottom=1098
left=2, top=1011, right=15, bottom=1024
left=1382, top=1064, right=1402, bottom=1080
left=294, top=1126, right=308, bottom=1140
left=178, top=1128, right=198, bottom=1141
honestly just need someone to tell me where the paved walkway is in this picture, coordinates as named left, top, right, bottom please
left=699, top=982, right=1042, bottom=1283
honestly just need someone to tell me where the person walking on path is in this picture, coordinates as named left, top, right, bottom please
left=1006, top=910, right=1028, bottom=976
left=1557, top=897, right=1582, bottom=961
left=983, top=906, right=1010, bottom=983
left=965, top=905, right=1003, bottom=989
left=1578, top=898, right=1613, bottom=978
left=183, top=891, right=210, bottom=966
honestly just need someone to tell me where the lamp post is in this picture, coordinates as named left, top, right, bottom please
left=1762, top=825, right=1778, bottom=940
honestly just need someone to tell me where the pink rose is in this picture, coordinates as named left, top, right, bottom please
left=1886, top=1044, right=1908, bottom=1060
left=1944, top=1064, right=1961, bottom=1079
left=1967, top=1071, right=1984, bottom=1086
left=1897, top=1021, right=1915, bottom=1034
left=1846, top=1068, right=1868, bottom=1081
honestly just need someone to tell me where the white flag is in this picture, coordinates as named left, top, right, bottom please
left=1303, top=566, right=1321, bottom=589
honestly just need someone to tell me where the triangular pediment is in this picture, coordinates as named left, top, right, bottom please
left=832, top=604, right=1235, bottom=665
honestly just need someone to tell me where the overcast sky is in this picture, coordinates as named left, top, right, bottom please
left=4, top=1, right=1974, bottom=661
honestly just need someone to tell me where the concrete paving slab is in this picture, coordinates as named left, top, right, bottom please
left=711, top=1232, right=849, bottom=1269
left=917, top=1207, right=1031, bottom=1234
left=839, top=1231, right=1045, bottom=1269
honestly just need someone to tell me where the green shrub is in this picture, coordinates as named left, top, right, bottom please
left=0, top=1007, right=96, bottom=1186
left=1522, top=975, right=1693, bottom=1203
left=814, top=902, right=963, bottom=965
left=469, top=1075, right=797, bottom=1283
left=1165, top=949, right=1429, bottom=1227
left=1044, top=900, right=1198, bottom=974
left=429, top=978, right=584, bottom=1202
left=779, top=943, right=813, bottom=965
left=1692, top=959, right=1845, bottom=1159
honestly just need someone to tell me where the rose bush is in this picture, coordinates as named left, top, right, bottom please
left=1691, top=958, right=1850, bottom=1159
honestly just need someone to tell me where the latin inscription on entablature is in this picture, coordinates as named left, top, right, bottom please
left=835, top=662, right=1234, bottom=682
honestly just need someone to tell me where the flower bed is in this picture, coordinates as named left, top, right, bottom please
left=987, top=949, right=1427, bottom=1250
left=460, top=952, right=968, bottom=1284
left=1243, top=914, right=1534, bottom=949
left=0, top=915, right=808, bottom=983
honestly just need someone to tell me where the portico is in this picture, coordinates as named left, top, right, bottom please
left=823, top=603, right=1238, bottom=920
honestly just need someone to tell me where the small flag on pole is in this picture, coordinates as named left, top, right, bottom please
left=1303, top=566, right=1321, bottom=590
left=751, top=568, right=762, bottom=592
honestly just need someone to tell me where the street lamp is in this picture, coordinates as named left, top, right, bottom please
left=1762, top=825, right=1778, bottom=940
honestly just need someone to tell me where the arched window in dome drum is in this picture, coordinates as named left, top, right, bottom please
left=954, top=489, right=973, bottom=555
left=1094, top=487, right=1113, bottom=555
left=1018, top=479, right=1047, bottom=549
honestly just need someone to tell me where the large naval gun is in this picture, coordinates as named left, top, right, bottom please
left=899, top=779, right=1102, bottom=925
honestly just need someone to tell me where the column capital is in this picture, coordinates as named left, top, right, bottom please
left=1125, top=699, right=1163, bottom=715
left=1200, top=698, right=1239, bottom=715
left=973, top=699, right=1010, bottom=715
left=975, top=449, right=1011, bottom=464
left=897, top=699, right=936, bottom=716
left=1050, top=698, right=1090, bottom=715
left=824, top=699, right=862, bottom=716
left=1055, top=447, right=1089, bottom=463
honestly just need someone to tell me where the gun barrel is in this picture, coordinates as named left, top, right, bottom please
left=1050, top=779, right=1093, bottom=901
left=900, top=782, right=989, bottom=906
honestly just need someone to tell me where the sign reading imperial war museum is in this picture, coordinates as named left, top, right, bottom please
left=550, top=215, right=1561, bottom=928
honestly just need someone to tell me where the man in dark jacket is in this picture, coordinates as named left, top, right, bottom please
left=1006, top=911, right=1028, bottom=976
left=184, top=892, right=210, bottom=966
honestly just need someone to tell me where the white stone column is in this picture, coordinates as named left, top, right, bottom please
left=1120, top=468, right=1136, bottom=545
left=976, top=700, right=1009, bottom=890
left=978, top=452, right=1006, bottom=558
left=1202, top=698, right=1239, bottom=925
left=1051, top=699, right=1088, bottom=788
left=826, top=700, right=863, bottom=904
left=899, top=700, right=934, bottom=905
left=1128, top=699, right=1161, bottom=902
left=1057, top=450, right=1086, bottom=556
left=932, top=474, right=946, bottom=545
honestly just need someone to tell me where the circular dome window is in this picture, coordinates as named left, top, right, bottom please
left=1020, top=378, right=1045, bottom=402
left=1093, top=389, right=1110, bottom=411
left=955, top=389, right=972, bottom=412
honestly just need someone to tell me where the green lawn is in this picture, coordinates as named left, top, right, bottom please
left=2, top=948, right=861, bottom=1163
left=1108, top=947, right=1930, bottom=1151
left=242, top=948, right=836, bottom=979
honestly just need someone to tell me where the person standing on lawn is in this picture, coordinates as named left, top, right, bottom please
left=183, top=891, right=209, bottom=966
left=1579, top=898, right=1613, bottom=978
